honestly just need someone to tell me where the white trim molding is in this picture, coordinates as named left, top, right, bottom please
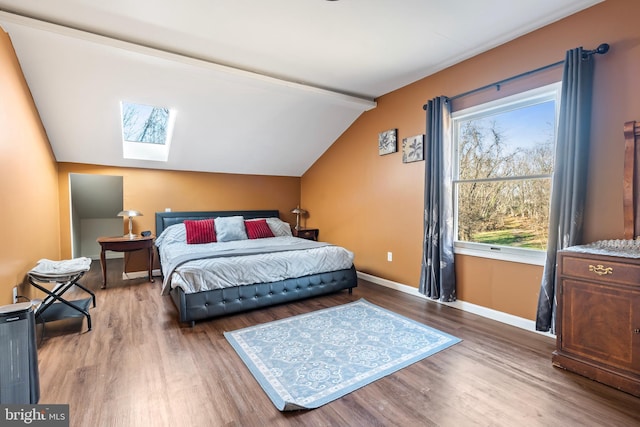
left=356, top=271, right=554, bottom=337
left=122, top=269, right=162, bottom=281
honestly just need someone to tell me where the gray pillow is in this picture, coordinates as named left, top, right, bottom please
left=266, top=217, right=293, bottom=237
left=214, top=216, right=248, bottom=242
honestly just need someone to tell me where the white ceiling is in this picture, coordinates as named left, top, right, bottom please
left=0, top=0, right=601, bottom=177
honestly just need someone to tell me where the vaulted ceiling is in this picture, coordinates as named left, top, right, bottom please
left=0, top=0, right=601, bottom=176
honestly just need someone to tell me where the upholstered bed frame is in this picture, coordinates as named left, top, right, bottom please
left=155, top=210, right=357, bottom=325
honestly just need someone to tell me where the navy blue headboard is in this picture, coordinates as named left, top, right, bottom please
left=155, top=210, right=280, bottom=236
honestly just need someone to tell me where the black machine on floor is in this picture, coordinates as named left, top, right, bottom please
left=0, top=302, right=39, bottom=404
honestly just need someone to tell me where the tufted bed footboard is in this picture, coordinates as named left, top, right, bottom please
left=169, top=266, right=357, bottom=326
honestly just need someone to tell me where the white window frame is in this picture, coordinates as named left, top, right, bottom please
left=451, top=82, right=561, bottom=266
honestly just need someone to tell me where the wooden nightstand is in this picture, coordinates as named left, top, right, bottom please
left=293, top=228, right=319, bottom=241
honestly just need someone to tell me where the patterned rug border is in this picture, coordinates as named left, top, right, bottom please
left=224, top=299, right=461, bottom=411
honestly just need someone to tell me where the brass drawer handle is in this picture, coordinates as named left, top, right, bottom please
left=588, top=264, right=613, bottom=276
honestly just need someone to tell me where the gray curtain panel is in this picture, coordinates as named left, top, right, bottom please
left=419, top=97, right=456, bottom=301
left=535, top=47, right=594, bottom=333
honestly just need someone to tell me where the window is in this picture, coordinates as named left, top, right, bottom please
left=452, top=83, right=561, bottom=265
left=120, top=101, right=176, bottom=162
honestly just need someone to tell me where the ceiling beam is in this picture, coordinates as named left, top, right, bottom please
left=0, top=10, right=377, bottom=112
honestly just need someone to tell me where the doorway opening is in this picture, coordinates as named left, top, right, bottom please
left=69, top=173, right=123, bottom=259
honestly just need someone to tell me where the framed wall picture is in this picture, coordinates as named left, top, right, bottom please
left=378, top=129, right=397, bottom=155
left=402, top=134, right=424, bottom=163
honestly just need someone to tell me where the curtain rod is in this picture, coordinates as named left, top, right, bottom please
left=423, top=43, right=610, bottom=110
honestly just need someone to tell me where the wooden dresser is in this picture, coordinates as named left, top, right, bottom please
left=554, top=243, right=640, bottom=397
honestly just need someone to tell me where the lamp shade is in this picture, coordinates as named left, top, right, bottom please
left=117, top=210, right=142, bottom=217
left=291, top=207, right=306, bottom=215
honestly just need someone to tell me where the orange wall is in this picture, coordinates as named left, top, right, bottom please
left=302, top=0, right=640, bottom=321
left=0, top=29, right=60, bottom=305
left=57, top=163, right=301, bottom=269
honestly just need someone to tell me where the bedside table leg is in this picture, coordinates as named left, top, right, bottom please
left=148, top=246, right=154, bottom=283
left=100, top=248, right=107, bottom=289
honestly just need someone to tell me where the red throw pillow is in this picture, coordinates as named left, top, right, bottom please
left=245, top=219, right=275, bottom=239
left=184, top=219, right=216, bottom=244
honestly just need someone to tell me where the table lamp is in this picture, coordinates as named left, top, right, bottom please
left=118, top=210, right=143, bottom=239
left=291, top=206, right=307, bottom=231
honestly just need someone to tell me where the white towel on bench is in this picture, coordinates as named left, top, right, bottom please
left=29, top=257, right=92, bottom=278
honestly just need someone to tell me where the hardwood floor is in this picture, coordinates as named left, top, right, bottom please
left=34, top=259, right=640, bottom=427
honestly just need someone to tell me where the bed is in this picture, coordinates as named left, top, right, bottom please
left=155, top=210, right=357, bottom=325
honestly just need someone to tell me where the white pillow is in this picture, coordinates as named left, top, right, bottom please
left=156, top=223, right=187, bottom=247
left=215, top=216, right=248, bottom=242
left=266, top=217, right=293, bottom=237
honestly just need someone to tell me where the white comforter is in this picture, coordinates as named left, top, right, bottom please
left=156, top=224, right=354, bottom=295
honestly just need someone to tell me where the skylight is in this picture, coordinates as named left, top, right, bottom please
left=120, top=101, right=175, bottom=161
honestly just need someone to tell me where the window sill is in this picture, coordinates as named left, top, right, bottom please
left=454, top=244, right=546, bottom=266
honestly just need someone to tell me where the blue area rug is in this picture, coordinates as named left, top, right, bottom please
left=224, top=299, right=461, bottom=410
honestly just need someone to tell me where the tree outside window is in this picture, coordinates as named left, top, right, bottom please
left=453, top=84, right=559, bottom=258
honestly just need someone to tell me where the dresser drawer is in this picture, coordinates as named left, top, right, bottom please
left=560, top=255, right=640, bottom=287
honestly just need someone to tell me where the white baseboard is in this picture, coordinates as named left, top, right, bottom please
left=122, top=269, right=162, bottom=280
left=92, top=257, right=159, bottom=280
left=118, top=268, right=552, bottom=337
left=356, top=271, right=554, bottom=337
left=89, top=253, right=123, bottom=261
